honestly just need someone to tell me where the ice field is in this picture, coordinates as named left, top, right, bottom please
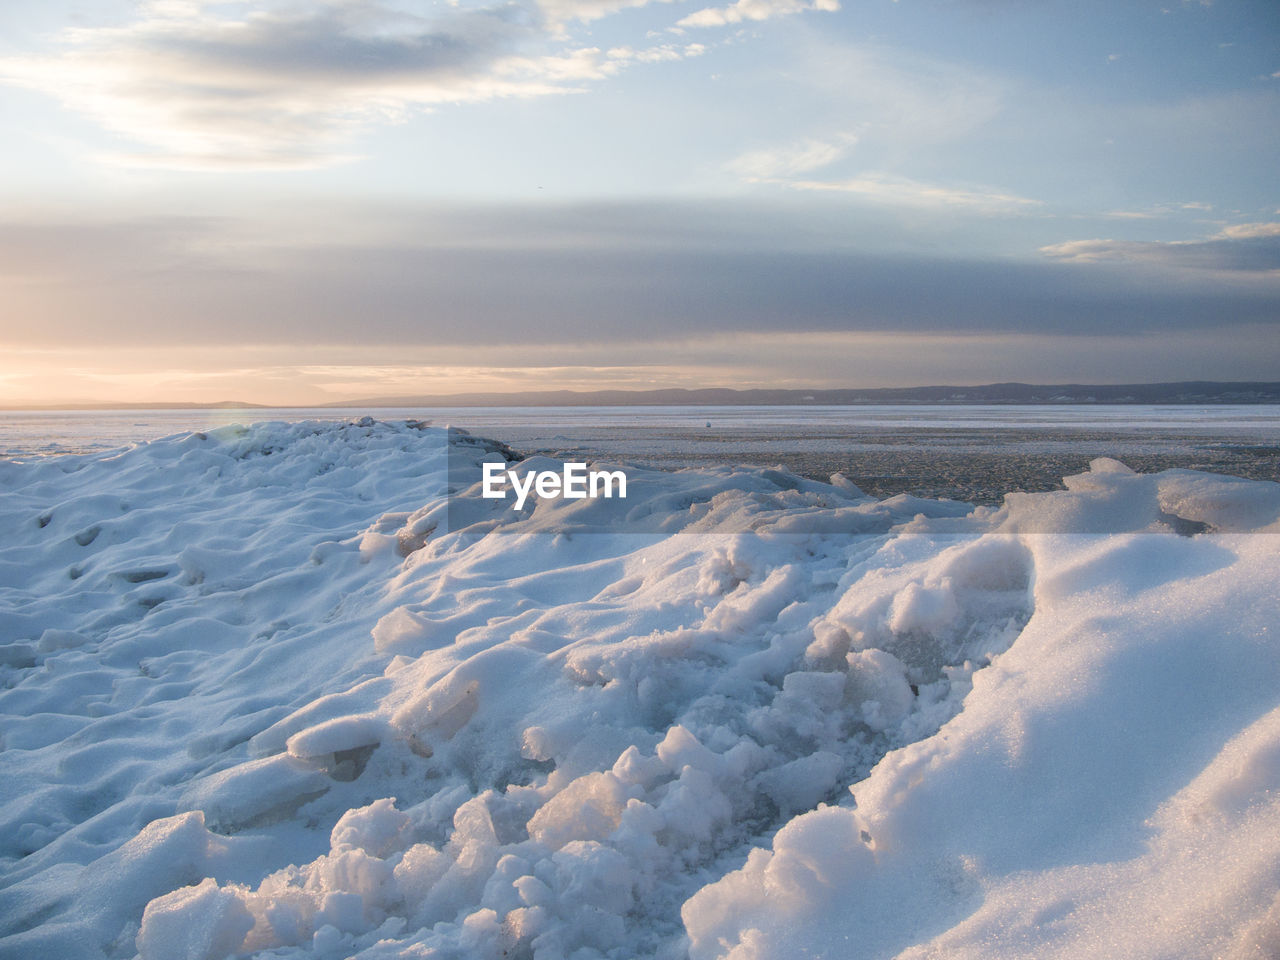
left=1, top=418, right=1279, bottom=959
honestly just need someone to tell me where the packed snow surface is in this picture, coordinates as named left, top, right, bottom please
left=1, top=419, right=1278, bottom=960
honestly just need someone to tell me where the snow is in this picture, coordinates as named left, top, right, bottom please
left=1, top=418, right=1278, bottom=959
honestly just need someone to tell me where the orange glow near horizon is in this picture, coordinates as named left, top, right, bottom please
left=0, top=335, right=917, bottom=407
left=2, top=326, right=1274, bottom=409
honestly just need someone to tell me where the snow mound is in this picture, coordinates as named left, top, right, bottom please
left=0, top=421, right=1277, bottom=959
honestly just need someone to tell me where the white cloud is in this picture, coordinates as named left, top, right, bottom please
left=536, top=0, right=680, bottom=27
left=1040, top=239, right=1172, bottom=264
left=1096, top=201, right=1216, bottom=219
left=678, top=0, right=838, bottom=29
left=774, top=171, right=1041, bottom=214
left=727, top=133, right=855, bottom=179
left=717, top=38, right=1016, bottom=213
left=783, top=35, right=1007, bottom=149
left=0, top=0, right=697, bottom=169
left=1216, top=222, right=1280, bottom=240
left=606, top=42, right=706, bottom=65
left=1040, top=223, right=1280, bottom=272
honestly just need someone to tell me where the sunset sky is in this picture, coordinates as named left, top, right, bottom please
left=1, top=0, right=1277, bottom=405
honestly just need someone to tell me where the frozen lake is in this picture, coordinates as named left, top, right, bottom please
left=4, top=404, right=1279, bottom=502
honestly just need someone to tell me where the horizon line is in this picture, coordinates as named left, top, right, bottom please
left=3, top=380, right=1280, bottom=412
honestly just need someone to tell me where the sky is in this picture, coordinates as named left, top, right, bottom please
left=0, top=0, right=1277, bottom=405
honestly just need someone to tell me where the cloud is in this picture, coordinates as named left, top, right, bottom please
left=677, top=0, right=838, bottom=28
left=8, top=324, right=1280, bottom=405
left=771, top=171, right=1041, bottom=213
left=2, top=202, right=1277, bottom=359
left=1097, top=201, right=1216, bottom=219
left=606, top=43, right=707, bottom=65
left=1040, top=223, right=1280, bottom=272
left=536, top=0, right=681, bottom=26
left=726, top=133, right=856, bottom=179
left=781, top=34, right=1008, bottom=150
left=713, top=38, right=1030, bottom=214
left=0, top=0, right=702, bottom=169
left=1217, top=222, right=1280, bottom=240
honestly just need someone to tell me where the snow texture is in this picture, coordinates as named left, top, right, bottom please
left=1, top=419, right=1278, bottom=960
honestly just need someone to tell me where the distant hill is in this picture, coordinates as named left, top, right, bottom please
left=0, top=400, right=268, bottom=411
left=327, top=381, right=1280, bottom=407
left=7, top=383, right=1279, bottom=411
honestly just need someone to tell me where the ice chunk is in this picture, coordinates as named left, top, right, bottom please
left=180, top=754, right=330, bottom=832
left=527, top=772, right=638, bottom=850
left=330, top=798, right=410, bottom=857
left=136, top=878, right=254, bottom=960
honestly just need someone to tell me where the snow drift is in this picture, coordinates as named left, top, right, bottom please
left=1, top=419, right=1277, bottom=960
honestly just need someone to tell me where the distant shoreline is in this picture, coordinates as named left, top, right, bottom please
left=4, top=380, right=1280, bottom=411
